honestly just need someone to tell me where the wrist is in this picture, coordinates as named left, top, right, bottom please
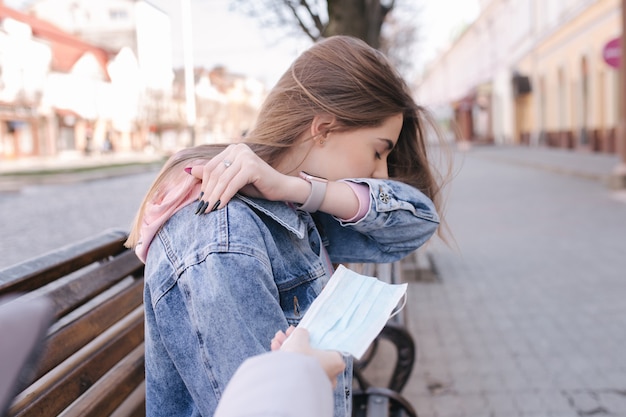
left=297, top=171, right=328, bottom=213
left=284, top=175, right=312, bottom=205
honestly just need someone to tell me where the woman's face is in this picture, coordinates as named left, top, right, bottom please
left=303, top=113, right=403, bottom=181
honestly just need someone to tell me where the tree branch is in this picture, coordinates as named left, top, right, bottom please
left=299, top=0, right=325, bottom=35
left=282, top=0, right=321, bottom=41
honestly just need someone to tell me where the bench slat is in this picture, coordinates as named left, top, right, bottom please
left=35, top=278, right=144, bottom=379
left=9, top=307, right=144, bottom=417
left=0, top=229, right=129, bottom=294
left=109, top=381, right=146, bottom=417
left=60, top=344, right=145, bottom=417
left=40, top=250, right=143, bottom=320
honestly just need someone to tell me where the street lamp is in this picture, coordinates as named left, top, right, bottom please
left=181, top=0, right=197, bottom=146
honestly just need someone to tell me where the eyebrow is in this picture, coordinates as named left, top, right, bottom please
left=379, top=138, right=395, bottom=151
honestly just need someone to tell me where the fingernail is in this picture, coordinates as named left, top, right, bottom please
left=184, top=167, right=192, bottom=174
left=195, top=200, right=206, bottom=215
left=211, top=200, right=221, bottom=212
left=198, top=191, right=204, bottom=201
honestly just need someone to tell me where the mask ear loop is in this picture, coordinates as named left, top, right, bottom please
left=388, top=292, right=408, bottom=319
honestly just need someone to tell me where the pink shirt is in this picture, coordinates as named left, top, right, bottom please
left=135, top=172, right=201, bottom=263
left=340, top=182, right=370, bottom=223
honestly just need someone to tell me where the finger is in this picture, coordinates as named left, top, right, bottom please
left=189, top=165, right=204, bottom=179
left=196, top=143, right=269, bottom=214
left=321, top=351, right=345, bottom=388
left=274, top=330, right=287, bottom=343
left=270, top=339, right=282, bottom=351
left=270, top=330, right=288, bottom=350
left=190, top=159, right=222, bottom=214
left=288, top=327, right=309, bottom=343
left=285, top=325, right=297, bottom=337
left=197, top=154, right=238, bottom=214
left=200, top=161, right=247, bottom=213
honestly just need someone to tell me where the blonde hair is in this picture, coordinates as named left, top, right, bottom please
left=126, top=35, right=451, bottom=248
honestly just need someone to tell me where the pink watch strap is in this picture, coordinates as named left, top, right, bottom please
left=298, top=172, right=328, bottom=213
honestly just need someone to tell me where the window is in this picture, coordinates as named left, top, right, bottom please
left=109, top=9, right=128, bottom=20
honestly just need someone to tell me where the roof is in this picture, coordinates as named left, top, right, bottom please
left=0, top=5, right=113, bottom=77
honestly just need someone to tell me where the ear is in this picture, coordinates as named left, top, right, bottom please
left=310, top=114, right=336, bottom=139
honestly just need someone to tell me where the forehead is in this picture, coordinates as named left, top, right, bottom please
left=383, top=114, right=404, bottom=142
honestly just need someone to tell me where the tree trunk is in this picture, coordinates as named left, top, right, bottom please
left=324, top=0, right=385, bottom=48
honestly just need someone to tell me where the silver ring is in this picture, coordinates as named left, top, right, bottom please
left=223, top=159, right=232, bottom=168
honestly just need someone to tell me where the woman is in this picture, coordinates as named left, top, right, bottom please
left=126, top=35, right=448, bottom=417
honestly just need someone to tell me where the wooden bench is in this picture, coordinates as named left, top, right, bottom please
left=0, top=229, right=145, bottom=417
left=0, top=229, right=418, bottom=417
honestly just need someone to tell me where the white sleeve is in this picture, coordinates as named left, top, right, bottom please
left=214, top=351, right=334, bottom=417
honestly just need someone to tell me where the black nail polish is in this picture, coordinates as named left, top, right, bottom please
left=211, top=200, right=221, bottom=212
left=195, top=200, right=206, bottom=215
left=198, top=191, right=204, bottom=200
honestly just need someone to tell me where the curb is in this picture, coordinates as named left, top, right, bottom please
left=0, top=160, right=164, bottom=193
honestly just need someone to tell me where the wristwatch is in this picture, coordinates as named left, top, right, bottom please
left=298, top=171, right=328, bottom=213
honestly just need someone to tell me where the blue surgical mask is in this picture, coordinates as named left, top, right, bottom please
left=291, top=265, right=407, bottom=359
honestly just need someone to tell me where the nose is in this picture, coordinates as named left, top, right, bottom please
left=373, top=160, right=389, bottom=179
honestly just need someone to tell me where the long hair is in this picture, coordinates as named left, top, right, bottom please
left=126, top=35, right=451, bottom=248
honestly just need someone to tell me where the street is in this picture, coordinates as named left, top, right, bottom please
left=0, top=171, right=158, bottom=270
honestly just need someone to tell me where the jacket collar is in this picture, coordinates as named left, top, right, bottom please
left=236, top=195, right=307, bottom=239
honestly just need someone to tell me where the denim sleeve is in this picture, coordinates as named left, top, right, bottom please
left=319, top=178, right=440, bottom=264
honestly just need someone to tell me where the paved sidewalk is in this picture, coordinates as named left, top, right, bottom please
left=397, top=146, right=626, bottom=417
left=460, top=145, right=622, bottom=183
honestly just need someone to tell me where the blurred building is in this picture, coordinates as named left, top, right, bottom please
left=0, top=0, right=178, bottom=160
left=27, top=0, right=177, bottom=152
left=187, top=66, right=266, bottom=145
left=0, top=0, right=266, bottom=161
left=0, top=5, right=116, bottom=159
left=27, top=0, right=173, bottom=91
left=416, top=0, right=621, bottom=154
left=27, top=0, right=266, bottom=151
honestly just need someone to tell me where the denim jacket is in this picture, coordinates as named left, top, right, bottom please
left=143, top=178, right=439, bottom=417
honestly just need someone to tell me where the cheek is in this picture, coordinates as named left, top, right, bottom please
left=325, top=143, right=373, bottom=179
left=343, top=157, right=376, bottom=179
left=325, top=160, right=361, bottom=180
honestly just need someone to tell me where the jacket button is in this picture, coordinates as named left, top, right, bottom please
left=379, top=191, right=390, bottom=204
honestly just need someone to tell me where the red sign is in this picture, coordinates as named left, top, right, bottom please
left=603, top=37, right=621, bottom=68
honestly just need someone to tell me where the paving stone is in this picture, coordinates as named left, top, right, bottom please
left=403, top=148, right=626, bottom=417
left=596, top=390, right=626, bottom=415
left=484, top=392, right=521, bottom=415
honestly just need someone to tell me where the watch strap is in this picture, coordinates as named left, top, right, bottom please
left=298, top=172, right=327, bottom=213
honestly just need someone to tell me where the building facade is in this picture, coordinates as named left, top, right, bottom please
left=28, top=0, right=176, bottom=152
left=0, top=0, right=267, bottom=161
left=416, top=0, right=621, bottom=154
left=28, top=0, right=174, bottom=91
left=0, top=5, right=119, bottom=159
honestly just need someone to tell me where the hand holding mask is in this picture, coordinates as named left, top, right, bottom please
left=285, top=265, right=407, bottom=359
